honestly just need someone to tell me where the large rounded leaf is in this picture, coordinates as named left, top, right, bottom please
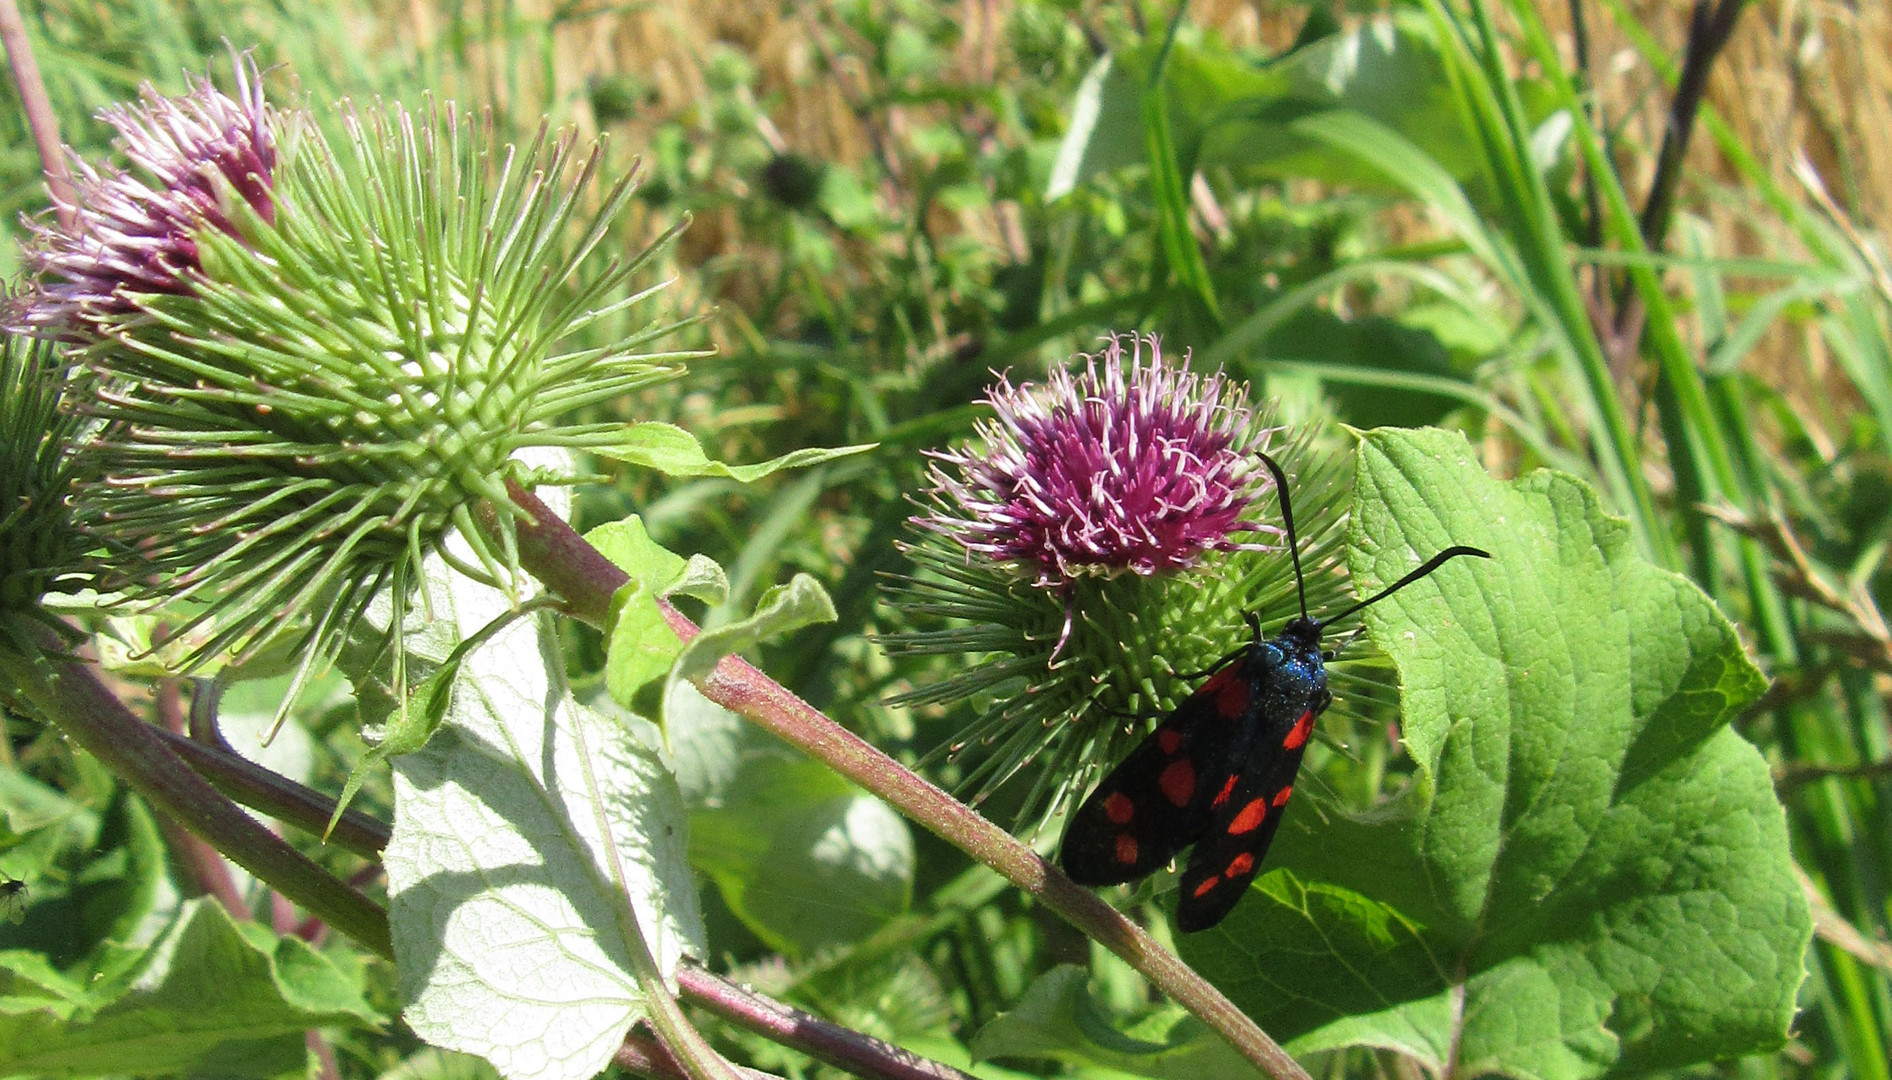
left=1180, top=428, right=1806, bottom=1078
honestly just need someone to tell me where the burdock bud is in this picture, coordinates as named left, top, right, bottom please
left=9, top=61, right=700, bottom=685
left=886, top=334, right=1347, bottom=824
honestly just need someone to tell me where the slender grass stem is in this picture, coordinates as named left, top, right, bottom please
left=1638, top=0, right=1751, bottom=250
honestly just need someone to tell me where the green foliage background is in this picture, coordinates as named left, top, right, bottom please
left=1, top=0, right=1886, bottom=1078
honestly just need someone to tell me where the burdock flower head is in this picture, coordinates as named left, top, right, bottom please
left=8, top=58, right=699, bottom=692
left=888, top=333, right=1348, bottom=824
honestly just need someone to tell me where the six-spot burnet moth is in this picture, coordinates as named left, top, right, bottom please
left=1059, top=451, right=1490, bottom=931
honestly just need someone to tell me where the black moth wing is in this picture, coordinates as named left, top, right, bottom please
left=1173, top=703, right=1315, bottom=932
left=1059, top=654, right=1257, bottom=886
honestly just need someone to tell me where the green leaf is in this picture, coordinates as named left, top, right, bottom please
left=670, top=684, right=913, bottom=955
left=1178, top=428, right=1807, bottom=1078
left=1142, top=13, right=1219, bottom=323
left=817, top=164, right=883, bottom=231
left=591, top=517, right=692, bottom=717
left=1049, top=18, right=1479, bottom=198
left=0, top=767, right=164, bottom=973
left=586, top=518, right=689, bottom=588
left=971, top=966, right=1256, bottom=1080
left=592, top=516, right=729, bottom=719
left=1200, top=16, right=1476, bottom=184
left=1246, top=306, right=1465, bottom=428
left=380, top=534, right=705, bottom=1080
left=1047, top=55, right=1140, bottom=201
left=0, top=898, right=379, bottom=1076
left=660, top=573, right=837, bottom=728
left=588, top=422, right=874, bottom=482
left=377, top=1047, right=503, bottom=1080
left=330, top=604, right=541, bottom=836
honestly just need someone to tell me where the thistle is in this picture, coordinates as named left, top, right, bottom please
left=885, top=333, right=1351, bottom=824
left=9, top=59, right=700, bottom=690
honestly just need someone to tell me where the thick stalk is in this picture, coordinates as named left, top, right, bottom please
left=492, top=480, right=1311, bottom=1080
left=153, top=679, right=254, bottom=918
left=154, top=725, right=392, bottom=859
left=0, top=642, right=391, bottom=958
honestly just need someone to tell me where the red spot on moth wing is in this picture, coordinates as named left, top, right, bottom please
left=1283, top=710, right=1315, bottom=750
left=1211, top=774, right=1238, bottom=808
left=1196, top=666, right=1236, bottom=698
left=1191, top=876, right=1219, bottom=899
left=1159, top=759, right=1196, bottom=806
left=1228, top=797, right=1268, bottom=834
left=1114, top=833, right=1139, bottom=865
left=1272, top=785, right=1293, bottom=807
left=1103, top=792, right=1135, bottom=824
left=1225, top=852, right=1255, bottom=878
left=1215, top=675, right=1251, bottom=719
left=1157, top=728, right=1184, bottom=755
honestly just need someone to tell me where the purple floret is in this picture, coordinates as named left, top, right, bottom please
left=920, top=332, right=1275, bottom=584
left=11, top=57, right=275, bottom=337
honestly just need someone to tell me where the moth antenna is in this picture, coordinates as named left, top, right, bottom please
left=1317, top=545, right=1491, bottom=630
left=1257, top=452, right=1308, bottom=622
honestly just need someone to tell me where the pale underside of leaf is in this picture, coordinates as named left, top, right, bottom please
left=382, top=496, right=703, bottom=1080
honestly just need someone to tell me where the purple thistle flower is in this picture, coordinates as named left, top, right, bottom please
left=10, top=57, right=275, bottom=338
left=920, top=333, right=1276, bottom=585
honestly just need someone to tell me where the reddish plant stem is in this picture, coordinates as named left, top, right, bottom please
left=0, top=0, right=76, bottom=224
left=307, top=1031, right=342, bottom=1080
left=676, top=965, right=976, bottom=1080
left=271, top=891, right=342, bottom=1080
left=494, top=480, right=1309, bottom=1080
left=153, top=812, right=255, bottom=916
left=154, top=678, right=253, bottom=919
left=614, top=1032, right=782, bottom=1080
left=0, top=642, right=392, bottom=958
left=152, top=724, right=391, bottom=859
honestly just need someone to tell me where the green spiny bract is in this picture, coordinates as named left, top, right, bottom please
left=0, top=335, right=90, bottom=656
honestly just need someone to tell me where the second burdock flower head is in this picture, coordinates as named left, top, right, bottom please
left=9, top=55, right=698, bottom=684
left=919, top=333, right=1271, bottom=585
left=891, top=333, right=1349, bottom=824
